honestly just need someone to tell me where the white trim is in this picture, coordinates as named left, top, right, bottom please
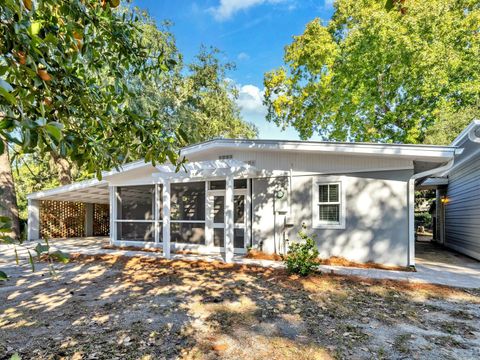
left=181, top=138, right=458, bottom=161
left=112, top=240, right=161, bottom=249
left=110, top=186, right=116, bottom=245
left=114, top=219, right=156, bottom=223
left=312, top=176, right=346, bottom=230
left=101, top=160, right=153, bottom=178
left=27, top=178, right=108, bottom=200
left=170, top=220, right=205, bottom=224
left=224, top=174, right=234, bottom=262
left=162, top=179, right=171, bottom=258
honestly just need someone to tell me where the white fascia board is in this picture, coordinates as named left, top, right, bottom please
left=180, top=139, right=458, bottom=161
left=101, top=160, right=153, bottom=178
left=27, top=179, right=108, bottom=200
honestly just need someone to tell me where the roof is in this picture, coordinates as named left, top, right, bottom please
left=27, top=137, right=460, bottom=201
left=181, top=138, right=459, bottom=162
left=27, top=178, right=109, bottom=203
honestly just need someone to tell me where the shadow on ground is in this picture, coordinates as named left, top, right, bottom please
left=0, top=254, right=479, bottom=359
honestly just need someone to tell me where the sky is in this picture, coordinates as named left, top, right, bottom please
left=133, top=0, right=335, bottom=140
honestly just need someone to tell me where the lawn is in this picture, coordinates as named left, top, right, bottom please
left=1, top=254, right=479, bottom=359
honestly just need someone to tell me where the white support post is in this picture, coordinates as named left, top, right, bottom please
left=224, top=174, right=234, bottom=263
left=27, top=199, right=40, bottom=241
left=162, top=180, right=171, bottom=259
left=408, top=179, right=415, bottom=267
left=154, top=184, right=160, bottom=245
left=109, top=186, right=116, bottom=245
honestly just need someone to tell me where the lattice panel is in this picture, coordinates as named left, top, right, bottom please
left=40, top=201, right=85, bottom=239
left=93, top=203, right=110, bottom=236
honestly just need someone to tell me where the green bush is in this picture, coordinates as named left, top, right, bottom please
left=284, top=226, right=319, bottom=276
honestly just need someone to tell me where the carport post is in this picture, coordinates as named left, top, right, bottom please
left=162, top=179, right=171, bottom=259
left=27, top=199, right=40, bottom=241
left=224, top=174, right=234, bottom=263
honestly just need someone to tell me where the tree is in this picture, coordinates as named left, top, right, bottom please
left=0, top=0, right=184, bottom=241
left=179, top=47, right=258, bottom=142
left=264, top=0, right=480, bottom=144
left=0, top=140, right=20, bottom=239
left=131, top=27, right=258, bottom=143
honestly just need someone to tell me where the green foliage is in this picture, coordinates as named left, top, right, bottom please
left=264, top=0, right=480, bottom=144
left=284, top=226, right=319, bottom=276
left=415, top=212, right=432, bottom=229
left=424, top=106, right=480, bottom=145
left=0, top=0, right=183, bottom=175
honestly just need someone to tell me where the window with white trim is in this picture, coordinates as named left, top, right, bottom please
left=312, top=180, right=345, bottom=229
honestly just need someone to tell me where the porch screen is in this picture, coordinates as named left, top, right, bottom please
left=170, top=182, right=205, bottom=244
left=116, top=185, right=158, bottom=242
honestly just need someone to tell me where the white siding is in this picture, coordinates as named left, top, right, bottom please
left=187, top=149, right=412, bottom=174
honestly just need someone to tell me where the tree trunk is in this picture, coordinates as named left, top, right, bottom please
left=51, top=152, right=73, bottom=185
left=0, top=138, right=20, bottom=240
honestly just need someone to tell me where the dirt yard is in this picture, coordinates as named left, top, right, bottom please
left=1, top=254, right=479, bottom=360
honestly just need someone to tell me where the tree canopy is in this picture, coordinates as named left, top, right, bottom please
left=0, top=0, right=183, bottom=179
left=264, top=0, right=480, bottom=144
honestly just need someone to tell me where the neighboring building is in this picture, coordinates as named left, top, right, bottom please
left=28, top=136, right=463, bottom=267
left=422, top=120, right=480, bottom=260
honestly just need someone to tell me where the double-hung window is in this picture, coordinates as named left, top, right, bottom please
left=313, top=180, right=345, bottom=229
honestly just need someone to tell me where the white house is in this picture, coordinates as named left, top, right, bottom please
left=28, top=131, right=469, bottom=267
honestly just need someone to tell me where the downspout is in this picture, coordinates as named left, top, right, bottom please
left=407, top=158, right=456, bottom=267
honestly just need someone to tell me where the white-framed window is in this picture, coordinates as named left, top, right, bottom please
left=312, top=178, right=346, bottom=229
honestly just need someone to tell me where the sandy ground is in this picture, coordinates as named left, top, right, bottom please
left=1, top=254, right=479, bottom=360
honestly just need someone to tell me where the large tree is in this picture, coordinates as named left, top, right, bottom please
left=264, top=0, right=480, bottom=144
left=0, top=0, right=183, bottom=240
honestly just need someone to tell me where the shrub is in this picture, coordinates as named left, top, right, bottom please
left=284, top=226, right=319, bottom=276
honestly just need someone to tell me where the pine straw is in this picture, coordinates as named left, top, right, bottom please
left=245, top=249, right=282, bottom=261
left=316, top=256, right=412, bottom=272
left=69, top=253, right=479, bottom=302
left=245, top=251, right=410, bottom=271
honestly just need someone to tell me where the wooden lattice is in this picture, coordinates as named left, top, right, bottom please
left=93, top=203, right=110, bottom=236
left=40, top=200, right=85, bottom=239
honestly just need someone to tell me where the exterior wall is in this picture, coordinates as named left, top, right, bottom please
left=252, top=170, right=412, bottom=266
left=187, top=149, right=412, bottom=174
left=445, top=155, right=480, bottom=260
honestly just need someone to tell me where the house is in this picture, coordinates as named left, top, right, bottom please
left=421, top=120, right=480, bottom=260
left=28, top=133, right=469, bottom=267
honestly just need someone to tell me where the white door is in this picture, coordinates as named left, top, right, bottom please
left=207, top=185, right=248, bottom=253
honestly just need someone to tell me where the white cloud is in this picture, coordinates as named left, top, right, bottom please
left=209, top=0, right=286, bottom=21
left=324, top=0, right=334, bottom=8
left=236, top=84, right=266, bottom=118
left=237, top=52, right=250, bottom=61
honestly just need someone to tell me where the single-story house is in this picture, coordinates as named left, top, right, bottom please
left=421, top=120, right=480, bottom=261
left=27, top=122, right=480, bottom=267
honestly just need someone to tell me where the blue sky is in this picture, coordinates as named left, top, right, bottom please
left=133, top=0, right=335, bottom=140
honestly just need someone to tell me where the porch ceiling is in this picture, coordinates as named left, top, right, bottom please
left=27, top=179, right=110, bottom=204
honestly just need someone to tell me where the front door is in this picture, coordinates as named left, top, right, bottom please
left=207, top=186, right=248, bottom=252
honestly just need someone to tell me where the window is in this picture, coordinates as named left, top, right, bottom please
left=115, top=185, right=162, bottom=242
left=209, top=179, right=247, bottom=190
left=170, top=182, right=206, bottom=244
left=312, top=180, right=345, bottom=229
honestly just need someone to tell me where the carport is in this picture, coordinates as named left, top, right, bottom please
left=27, top=179, right=110, bottom=241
